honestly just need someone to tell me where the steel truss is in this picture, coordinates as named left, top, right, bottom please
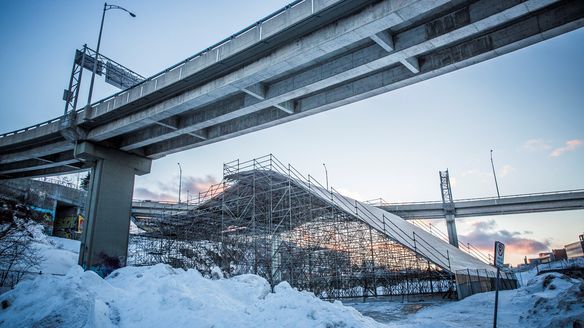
left=129, top=155, right=456, bottom=299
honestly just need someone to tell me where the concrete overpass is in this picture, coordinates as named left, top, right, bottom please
left=1, top=0, right=582, bottom=275
left=132, top=190, right=584, bottom=219
left=131, top=200, right=195, bottom=218
left=375, top=189, right=584, bottom=219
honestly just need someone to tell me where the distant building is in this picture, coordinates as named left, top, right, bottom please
left=528, top=258, right=542, bottom=265
left=538, top=253, right=552, bottom=264
left=564, top=233, right=584, bottom=259
left=552, top=249, right=567, bottom=261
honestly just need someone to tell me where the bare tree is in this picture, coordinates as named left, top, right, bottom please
left=0, top=202, right=44, bottom=289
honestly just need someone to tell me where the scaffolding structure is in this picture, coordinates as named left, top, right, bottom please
left=129, top=155, right=457, bottom=299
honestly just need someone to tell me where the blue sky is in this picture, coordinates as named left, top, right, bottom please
left=1, top=1, right=583, bottom=265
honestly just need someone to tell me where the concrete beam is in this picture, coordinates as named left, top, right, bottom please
left=140, top=0, right=584, bottom=157
left=241, top=83, right=266, bottom=100
left=0, top=151, right=79, bottom=175
left=0, top=141, right=74, bottom=164
left=370, top=30, right=394, bottom=52
left=75, top=142, right=151, bottom=176
left=401, top=57, right=420, bottom=74
left=0, top=163, right=86, bottom=180
left=274, top=100, right=295, bottom=114
left=116, top=0, right=552, bottom=152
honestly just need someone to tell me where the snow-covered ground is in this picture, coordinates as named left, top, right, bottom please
left=1, top=228, right=382, bottom=328
left=1, top=225, right=583, bottom=327
left=380, top=272, right=584, bottom=327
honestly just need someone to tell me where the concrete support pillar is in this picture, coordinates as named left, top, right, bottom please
left=74, top=142, right=151, bottom=276
left=445, top=214, right=459, bottom=248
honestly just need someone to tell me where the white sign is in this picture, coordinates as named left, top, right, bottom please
left=494, top=241, right=505, bottom=268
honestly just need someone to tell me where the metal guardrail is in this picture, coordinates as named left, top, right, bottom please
left=0, top=0, right=314, bottom=139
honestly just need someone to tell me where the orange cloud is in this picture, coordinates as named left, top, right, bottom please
left=550, top=139, right=583, bottom=157
left=459, top=220, right=549, bottom=257
left=134, top=175, right=219, bottom=202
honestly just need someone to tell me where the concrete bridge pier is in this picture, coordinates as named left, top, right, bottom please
left=445, top=214, right=459, bottom=248
left=74, top=142, right=151, bottom=276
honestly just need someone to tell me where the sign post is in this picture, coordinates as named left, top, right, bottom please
left=493, top=241, right=505, bottom=328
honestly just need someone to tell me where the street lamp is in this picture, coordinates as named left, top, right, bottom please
left=177, top=163, right=183, bottom=204
left=322, top=163, right=329, bottom=190
left=490, top=149, right=501, bottom=199
left=87, top=3, right=136, bottom=106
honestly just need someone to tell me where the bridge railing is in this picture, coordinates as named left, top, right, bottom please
left=373, top=189, right=584, bottom=207
left=0, top=116, right=64, bottom=138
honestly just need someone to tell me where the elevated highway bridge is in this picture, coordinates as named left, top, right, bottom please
left=132, top=190, right=584, bottom=219
left=374, top=189, right=584, bottom=219
left=1, top=0, right=582, bottom=275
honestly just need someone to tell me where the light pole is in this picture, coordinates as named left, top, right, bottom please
left=87, top=3, right=136, bottom=106
left=322, top=163, right=329, bottom=190
left=490, top=149, right=501, bottom=199
left=177, top=162, right=183, bottom=204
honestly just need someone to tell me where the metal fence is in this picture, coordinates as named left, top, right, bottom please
left=455, top=269, right=518, bottom=300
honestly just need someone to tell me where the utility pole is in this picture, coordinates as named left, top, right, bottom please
left=177, top=162, right=182, bottom=204
left=490, top=150, right=501, bottom=198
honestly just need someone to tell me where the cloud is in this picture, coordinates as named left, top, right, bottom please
left=522, top=139, right=551, bottom=152
left=549, top=139, right=583, bottom=157
left=460, top=169, right=489, bottom=178
left=134, top=187, right=175, bottom=202
left=450, top=176, right=458, bottom=188
left=500, top=164, right=515, bottom=177
left=134, top=175, right=219, bottom=202
left=335, top=187, right=363, bottom=201
left=460, top=220, right=549, bottom=255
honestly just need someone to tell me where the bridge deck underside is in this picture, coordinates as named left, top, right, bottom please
left=1, top=0, right=583, bottom=178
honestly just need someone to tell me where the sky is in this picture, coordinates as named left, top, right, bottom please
left=0, top=1, right=583, bottom=266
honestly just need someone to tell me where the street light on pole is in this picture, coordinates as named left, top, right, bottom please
left=490, top=149, right=501, bottom=199
left=87, top=2, right=136, bottom=106
left=177, top=162, right=183, bottom=204
left=322, top=163, right=329, bottom=190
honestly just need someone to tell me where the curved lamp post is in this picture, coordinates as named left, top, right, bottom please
left=322, top=163, right=329, bottom=191
left=490, top=149, right=501, bottom=199
left=87, top=3, right=136, bottom=106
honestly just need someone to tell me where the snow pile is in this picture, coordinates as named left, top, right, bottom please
left=518, top=272, right=584, bottom=328
left=515, top=258, right=584, bottom=287
left=2, top=220, right=583, bottom=328
left=389, top=272, right=584, bottom=328
left=1, top=246, right=381, bottom=327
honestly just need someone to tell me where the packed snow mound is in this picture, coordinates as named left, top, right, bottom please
left=518, top=272, right=584, bottom=328
left=389, top=272, right=584, bottom=328
left=0, top=263, right=382, bottom=328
